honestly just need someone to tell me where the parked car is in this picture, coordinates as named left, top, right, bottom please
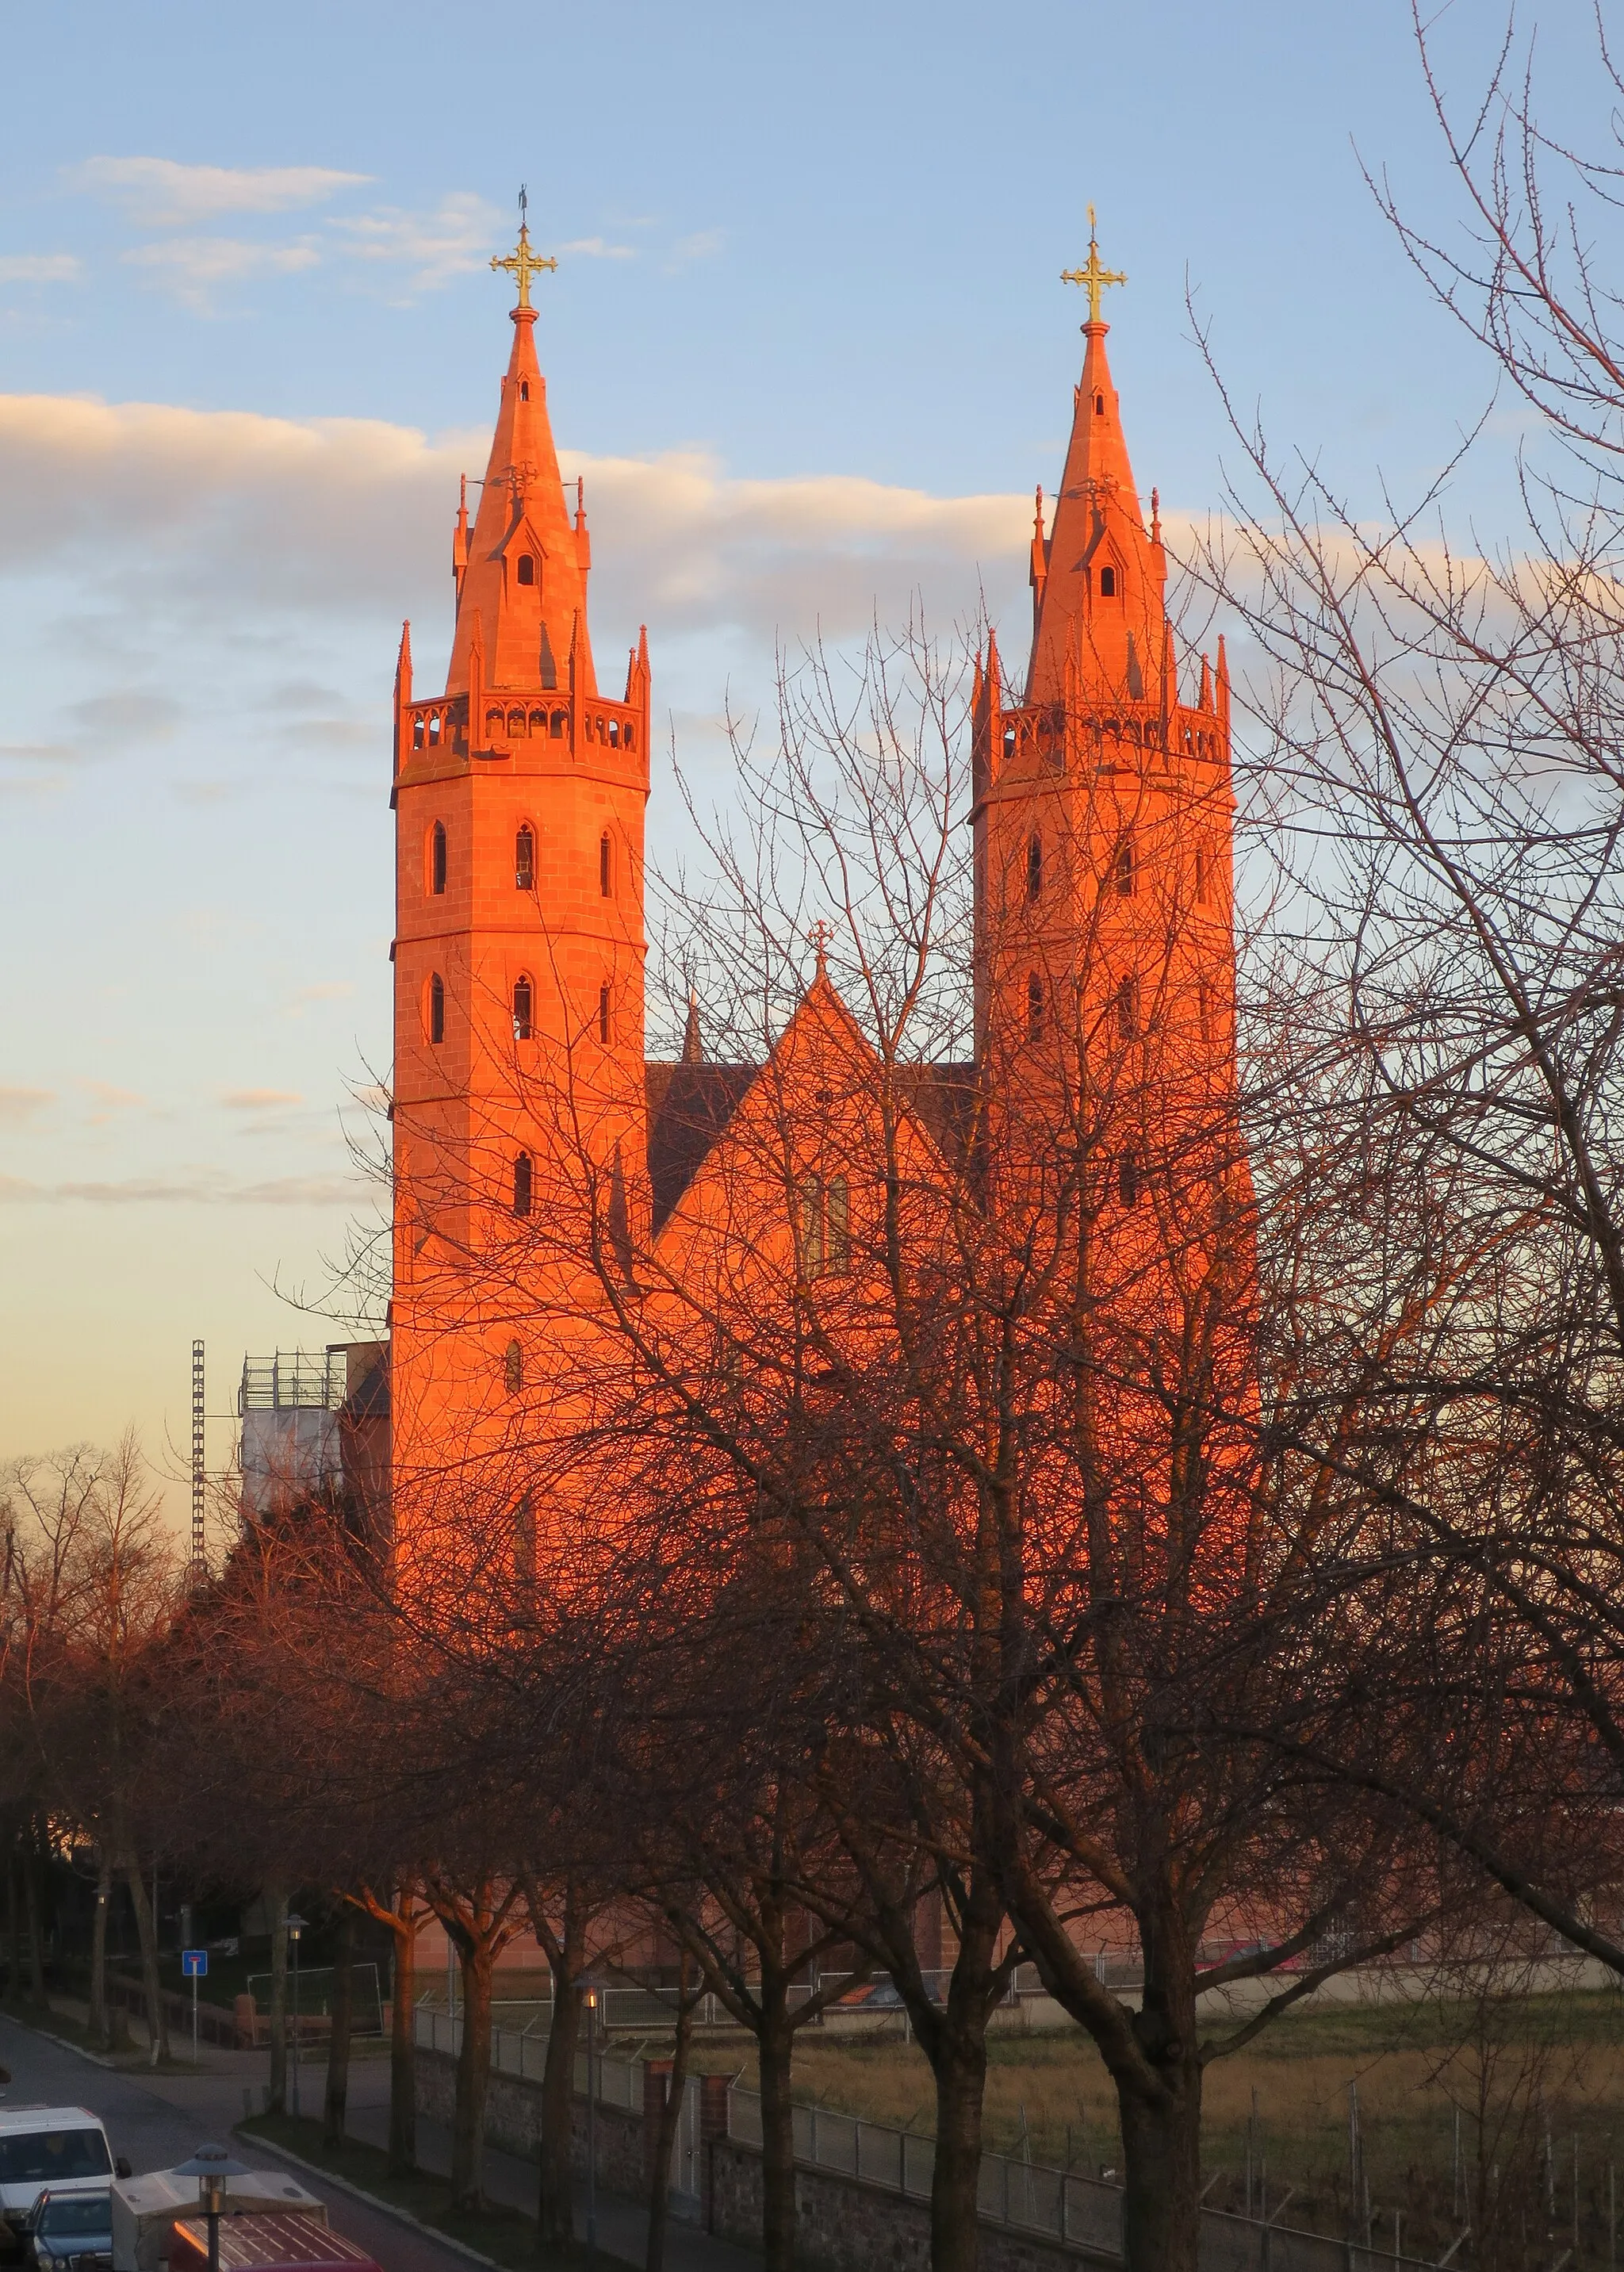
left=26, top=2191, right=113, bottom=2271
left=0, top=2112, right=124, bottom=2256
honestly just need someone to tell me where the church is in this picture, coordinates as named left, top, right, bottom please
left=385, top=214, right=1243, bottom=1573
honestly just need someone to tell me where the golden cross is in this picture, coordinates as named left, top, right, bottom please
left=1061, top=205, right=1127, bottom=326
left=490, top=201, right=557, bottom=310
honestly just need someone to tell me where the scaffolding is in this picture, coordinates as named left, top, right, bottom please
left=190, top=1339, right=206, bottom=1575
left=238, top=1348, right=349, bottom=1518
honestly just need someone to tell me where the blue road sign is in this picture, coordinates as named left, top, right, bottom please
left=182, top=1948, right=208, bottom=1978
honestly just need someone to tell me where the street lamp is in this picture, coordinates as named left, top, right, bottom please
left=583, top=1986, right=598, bottom=2266
left=174, top=2145, right=248, bottom=2272
left=286, top=1914, right=307, bottom=2120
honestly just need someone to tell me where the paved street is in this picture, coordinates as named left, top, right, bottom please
left=0, top=2015, right=757, bottom=2272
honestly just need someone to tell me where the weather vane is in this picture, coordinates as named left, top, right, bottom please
left=491, top=186, right=557, bottom=310
left=1061, top=205, right=1127, bottom=326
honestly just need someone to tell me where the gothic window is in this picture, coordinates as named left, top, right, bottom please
left=412, top=715, right=425, bottom=751
left=428, top=973, right=445, bottom=1046
left=1116, top=973, right=1138, bottom=1040
left=515, top=826, right=534, bottom=891
left=599, top=831, right=613, bottom=898
left=516, top=554, right=536, bottom=587
left=514, top=1489, right=534, bottom=1581
left=797, top=1174, right=851, bottom=1281
left=427, top=712, right=442, bottom=747
left=528, top=708, right=546, bottom=735
left=1027, top=833, right=1044, bottom=903
left=507, top=707, right=526, bottom=736
left=624, top=722, right=636, bottom=752
left=1094, top=392, right=1105, bottom=416
left=1099, top=565, right=1117, bottom=598
left=512, top=1154, right=532, bottom=1217
left=598, top=981, right=612, bottom=1044
left=550, top=709, right=567, bottom=738
left=1027, top=972, right=1044, bottom=1039
left=1113, top=834, right=1136, bottom=897
left=1118, top=1152, right=1139, bottom=1208
left=430, top=822, right=446, bottom=896
left=519, top=380, right=530, bottom=402
left=512, top=975, right=533, bottom=1041
left=504, top=1337, right=523, bottom=1392
left=1194, top=846, right=1211, bottom=904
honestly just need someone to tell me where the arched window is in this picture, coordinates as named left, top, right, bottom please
left=1027, top=972, right=1044, bottom=1039
left=598, top=981, right=612, bottom=1044
left=511, top=1155, right=532, bottom=1218
left=431, top=821, right=446, bottom=895
left=512, top=975, right=533, bottom=1041
left=1116, top=974, right=1139, bottom=1040
left=1118, top=1152, right=1139, bottom=1209
left=428, top=973, right=445, bottom=1046
left=1094, top=391, right=1105, bottom=416
left=516, top=554, right=536, bottom=586
left=504, top=1337, right=523, bottom=1392
left=514, top=1488, right=534, bottom=1580
left=599, top=831, right=613, bottom=898
left=550, top=709, right=567, bottom=738
left=1194, top=846, right=1210, bottom=903
left=1099, top=565, right=1117, bottom=598
left=825, top=1174, right=850, bottom=1274
left=1026, top=833, right=1044, bottom=902
left=507, top=706, right=526, bottom=736
left=519, top=380, right=530, bottom=401
left=515, top=826, right=534, bottom=891
left=1113, top=834, right=1136, bottom=897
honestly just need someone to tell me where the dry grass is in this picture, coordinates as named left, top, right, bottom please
left=688, top=1986, right=1624, bottom=2257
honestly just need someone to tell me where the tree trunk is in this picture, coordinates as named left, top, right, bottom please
left=1116, top=1967, right=1203, bottom=2272
left=538, top=1906, right=584, bottom=2249
left=90, top=1856, right=112, bottom=2048
left=124, top=1860, right=169, bottom=2063
left=6, top=1847, right=20, bottom=2006
left=645, top=1961, right=697, bottom=2272
left=323, top=1905, right=355, bottom=2147
left=388, top=1898, right=418, bottom=2178
left=757, top=1987, right=797, bottom=2272
left=929, top=2022, right=988, bottom=2272
left=1117, top=2082, right=1202, bottom=2272
left=266, top=1888, right=289, bottom=2115
left=450, top=1936, right=495, bottom=2211
left=23, top=1833, right=46, bottom=2007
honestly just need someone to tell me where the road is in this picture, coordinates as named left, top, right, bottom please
left=0, top=2017, right=467, bottom=2272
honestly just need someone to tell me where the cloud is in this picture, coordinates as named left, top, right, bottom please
left=70, top=157, right=370, bottom=227
left=0, top=391, right=1035, bottom=653
left=291, top=982, right=356, bottom=1006
left=0, top=1086, right=54, bottom=1122
left=560, top=237, right=636, bottom=262
left=0, top=1170, right=360, bottom=1205
left=222, top=1088, right=304, bottom=1109
left=668, top=229, right=724, bottom=269
left=327, top=193, right=502, bottom=292
left=78, top=1081, right=145, bottom=1118
left=67, top=690, right=182, bottom=743
left=0, top=255, right=81, bottom=285
left=122, top=236, right=321, bottom=308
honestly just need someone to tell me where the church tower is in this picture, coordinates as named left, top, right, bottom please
left=389, top=216, right=650, bottom=1561
left=971, top=216, right=1235, bottom=1198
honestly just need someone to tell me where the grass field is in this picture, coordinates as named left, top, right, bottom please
left=686, top=1985, right=1624, bottom=2258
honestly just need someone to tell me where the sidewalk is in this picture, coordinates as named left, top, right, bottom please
left=40, top=2002, right=758, bottom=2272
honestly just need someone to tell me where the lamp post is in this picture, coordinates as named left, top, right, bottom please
left=286, top=1914, right=307, bottom=2119
left=174, top=2145, right=248, bottom=2272
left=584, top=1987, right=598, bottom=2266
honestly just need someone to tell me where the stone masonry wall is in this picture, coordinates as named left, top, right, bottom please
left=417, top=2048, right=1118, bottom=2271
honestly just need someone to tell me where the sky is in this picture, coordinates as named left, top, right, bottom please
left=0, top=0, right=1597, bottom=1514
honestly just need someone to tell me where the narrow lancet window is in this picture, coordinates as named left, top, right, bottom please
left=1027, top=833, right=1044, bottom=903
left=512, top=1155, right=532, bottom=1217
left=428, top=973, right=445, bottom=1045
left=512, top=975, right=533, bottom=1041
left=598, top=981, right=612, bottom=1044
left=599, top=831, right=613, bottom=898
left=1027, top=972, right=1044, bottom=1038
left=515, top=826, right=534, bottom=891
left=431, top=821, right=446, bottom=896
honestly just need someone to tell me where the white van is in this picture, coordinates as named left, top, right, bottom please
left=0, top=2110, right=120, bottom=2249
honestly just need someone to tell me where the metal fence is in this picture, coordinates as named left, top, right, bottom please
left=416, top=2005, right=1459, bottom=2270
left=725, top=2084, right=1461, bottom=2272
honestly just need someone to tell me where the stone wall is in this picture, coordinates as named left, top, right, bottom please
left=416, top=2048, right=1118, bottom=2270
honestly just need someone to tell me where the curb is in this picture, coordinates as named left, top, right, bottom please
left=230, top=2129, right=524, bottom=2272
left=0, top=2010, right=144, bottom=2074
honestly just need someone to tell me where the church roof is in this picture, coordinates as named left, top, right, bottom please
left=645, top=1059, right=760, bottom=1232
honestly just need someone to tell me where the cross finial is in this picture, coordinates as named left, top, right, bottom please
left=809, top=918, right=833, bottom=973
left=1060, top=205, right=1127, bottom=327
left=491, top=190, right=557, bottom=311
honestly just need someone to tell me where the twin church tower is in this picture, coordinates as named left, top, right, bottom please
left=387, top=216, right=1238, bottom=1543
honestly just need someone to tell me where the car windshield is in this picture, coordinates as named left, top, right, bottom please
left=40, top=2198, right=111, bottom=2236
left=0, top=2135, right=111, bottom=2186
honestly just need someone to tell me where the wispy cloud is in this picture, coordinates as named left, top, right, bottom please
left=0, top=255, right=81, bottom=285
left=290, top=982, right=356, bottom=1006
left=0, top=1086, right=54, bottom=1122
left=667, top=228, right=724, bottom=270
left=70, top=157, right=370, bottom=227
left=0, top=1170, right=359, bottom=1205
left=560, top=236, right=636, bottom=262
left=222, top=1088, right=304, bottom=1109
left=122, top=235, right=320, bottom=308
left=326, top=192, right=501, bottom=293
